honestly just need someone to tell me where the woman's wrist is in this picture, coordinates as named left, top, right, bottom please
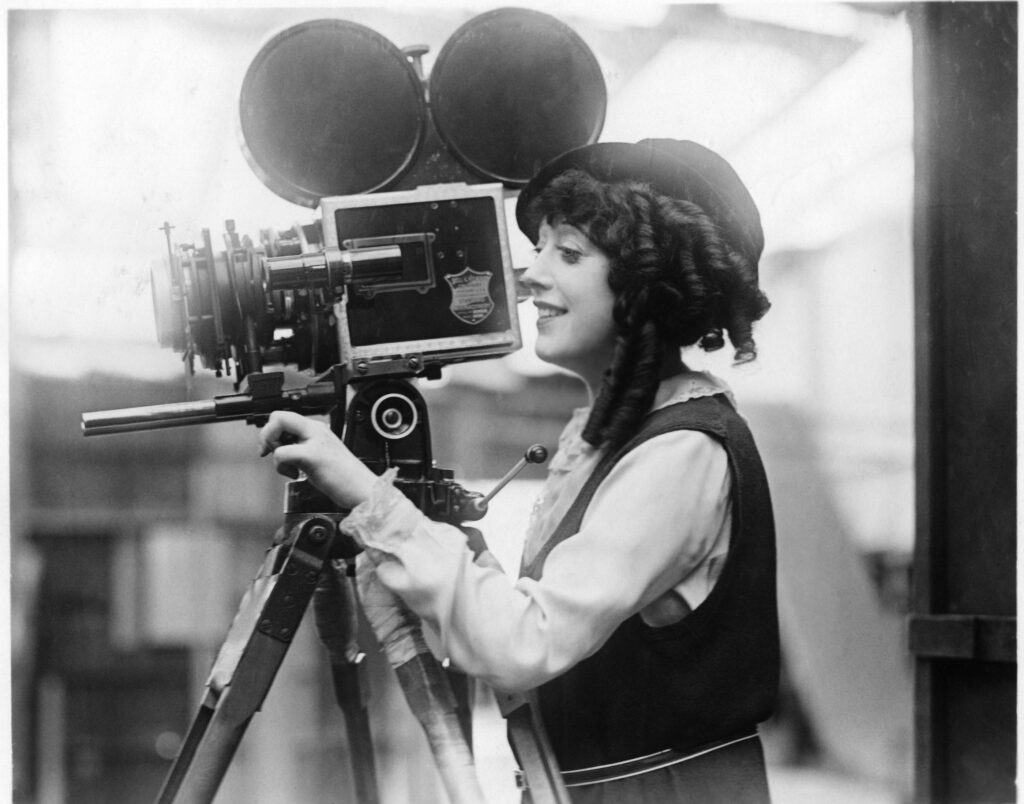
left=340, top=469, right=424, bottom=555
left=321, top=460, right=377, bottom=509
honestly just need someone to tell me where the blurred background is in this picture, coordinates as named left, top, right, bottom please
left=7, top=3, right=1012, bottom=804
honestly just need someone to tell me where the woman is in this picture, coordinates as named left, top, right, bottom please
left=259, top=139, right=779, bottom=802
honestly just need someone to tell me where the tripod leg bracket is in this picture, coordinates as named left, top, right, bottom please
left=257, top=516, right=339, bottom=643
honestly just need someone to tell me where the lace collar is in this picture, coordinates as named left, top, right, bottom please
left=549, top=370, right=734, bottom=475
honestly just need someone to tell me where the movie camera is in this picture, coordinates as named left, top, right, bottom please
left=81, top=9, right=605, bottom=803
left=83, top=9, right=605, bottom=431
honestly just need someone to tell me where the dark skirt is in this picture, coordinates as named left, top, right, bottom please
left=523, top=734, right=771, bottom=804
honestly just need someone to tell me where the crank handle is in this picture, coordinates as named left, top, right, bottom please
left=471, top=444, right=548, bottom=514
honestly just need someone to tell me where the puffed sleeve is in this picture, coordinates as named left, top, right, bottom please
left=341, top=430, right=730, bottom=692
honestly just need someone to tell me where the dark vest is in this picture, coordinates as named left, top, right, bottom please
left=519, top=394, right=780, bottom=770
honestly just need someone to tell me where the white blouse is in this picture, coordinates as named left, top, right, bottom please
left=341, top=371, right=734, bottom=693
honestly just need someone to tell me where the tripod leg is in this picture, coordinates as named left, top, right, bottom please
left=444, top=667, right=474, bottom=746
left=497, top=692, right=571, bottom=804
left=328, top=658, right=378, bottom=803
left=355, top=555, right=484, bottom=804
left=313, top=561, right=380, bottom=804
left=157, top=636, right=290, bottom=804
left=393, top=654, right=483, bottom=804
left=155, top=517, right=337, bottom=804
left=157, top=704, right=216, bottom=804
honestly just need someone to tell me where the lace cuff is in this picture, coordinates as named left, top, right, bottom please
left=340, top=468, right=424, bottom=556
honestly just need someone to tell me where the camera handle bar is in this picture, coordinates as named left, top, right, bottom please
left=87, top=373, right=571, bottom=803
left=80, top=372, right=340, bottom=437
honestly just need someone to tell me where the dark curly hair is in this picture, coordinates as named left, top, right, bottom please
left=524, top=168, right=771, bottom=450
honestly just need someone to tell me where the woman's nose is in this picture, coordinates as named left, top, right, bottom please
left=518, top=251, right=552, bottom=296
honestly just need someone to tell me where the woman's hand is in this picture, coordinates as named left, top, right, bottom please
left=258, top=410, right=377, bottom=509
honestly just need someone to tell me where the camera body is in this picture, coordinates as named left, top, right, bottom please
left=325, top=183, right=521, bottom=379
left=149, top=8, right=607, bottom=389
left=155, top=182, right=520, bottom=389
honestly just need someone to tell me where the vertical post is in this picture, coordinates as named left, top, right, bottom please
left=910, top=4, right=1017, bottom=802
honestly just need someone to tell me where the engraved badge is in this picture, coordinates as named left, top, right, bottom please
left=445, top=268, right=494, bottom=325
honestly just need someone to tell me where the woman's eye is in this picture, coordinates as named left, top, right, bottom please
left=559, top=247, right=582, bottom=263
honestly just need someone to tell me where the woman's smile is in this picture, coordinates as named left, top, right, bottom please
left=535, top=301, right=568, bottom=323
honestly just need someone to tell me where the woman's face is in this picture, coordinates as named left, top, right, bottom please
left=520, top=218, right=617, bottom=390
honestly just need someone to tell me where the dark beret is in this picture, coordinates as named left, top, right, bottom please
left=515, top=138, right=764, bottom=270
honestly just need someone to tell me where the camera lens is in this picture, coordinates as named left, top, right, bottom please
left=150, top=258, right=183, bottom=351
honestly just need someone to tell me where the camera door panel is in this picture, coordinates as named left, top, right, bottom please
left=338, top=198, right=512, bottom=346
